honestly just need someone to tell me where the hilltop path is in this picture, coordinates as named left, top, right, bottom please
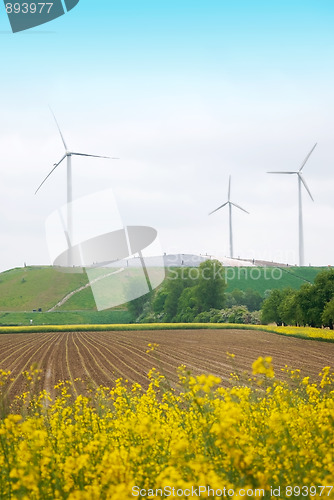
left=47, top=268, right=124, bottom=312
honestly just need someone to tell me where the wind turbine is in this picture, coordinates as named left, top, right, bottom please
left=209, top=175, right=249, bottom=259
left=267, top=143, right=317, bottom=266
left=35, top=110, right=117, bottom=266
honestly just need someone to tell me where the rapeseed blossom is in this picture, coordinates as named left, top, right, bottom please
left=252, top=357, right=275, bottom=378
left=0, top=359, right=333, bottom=499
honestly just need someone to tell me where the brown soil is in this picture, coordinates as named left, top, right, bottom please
left=0, top=329, right=333, bottom=400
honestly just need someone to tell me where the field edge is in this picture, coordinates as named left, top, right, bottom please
left=0, top=323, right=333, bottom=343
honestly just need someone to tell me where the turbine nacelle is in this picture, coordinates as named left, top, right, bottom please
left=209, top=175, right=249, bottom=216
left=35, top=110, right=119, bottom=267
left=35, top=111, right=117, bottom=195
left=267, top=142, right=317, bottom=202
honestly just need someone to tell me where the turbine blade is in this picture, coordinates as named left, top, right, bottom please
left=70, top=152, right=117, bottom=159
left=267, top=171, right=297, bottom=174
left=230, top=202, right=249, bottom=214
left=299, top=143, right=317, bottom=172
left=209, top=201, right=228, bottom=215
left=299, top=174, right=314, bottom=201
left=49, top=107, right=68, bottom=151
left=228, top=175, right=231, bottom=201
left=35, top=154, right=67, bottom=194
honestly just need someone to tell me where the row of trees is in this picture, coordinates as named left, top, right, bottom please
left=128, top=263, right=334, bottom=328
left=261, top=268, right=334, bottom=328
left=129, top=260, right=263, bottom=324
left=144, top=260, right=226, bottom=323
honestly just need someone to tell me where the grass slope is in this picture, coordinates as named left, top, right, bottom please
left=224, top=266, right=324, bottom=296
left=57, top=286, right=97, bottom=311
left=0, top=265, right=327, bottom=326
left=0, top=266, right=89, bottom=311
left=0, top=310, right=132, bottom=326
left=0, top=266, right=130, bottom=325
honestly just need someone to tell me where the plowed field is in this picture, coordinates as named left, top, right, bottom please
left=0, top=329, right=333, bottom=399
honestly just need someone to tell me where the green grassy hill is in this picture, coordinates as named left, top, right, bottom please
left=57, top=286, right=96, bottom=311
left=224, top=266, right=324, bottom=296
left=0, top=310, right=132, bottom=327
left=0, top=266, right=130, bottom=326
left=0, top=266, right=90, bottom=312
left=0, top=264, right=328, bottom=326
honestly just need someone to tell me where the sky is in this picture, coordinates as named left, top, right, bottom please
left=0, top=0, right=334, bottom=272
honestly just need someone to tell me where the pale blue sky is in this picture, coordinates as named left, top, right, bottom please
left=1, top=1, right=334, bottom=270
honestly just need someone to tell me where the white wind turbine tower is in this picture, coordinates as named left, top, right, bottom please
left=35, top=110, right=117, bottom=266
left=267, top=143, right=317, bottom=266
left=209, top=175, right=249, bottom=259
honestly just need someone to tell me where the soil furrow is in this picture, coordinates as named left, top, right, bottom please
left=0, top=329, right=333, bottom=400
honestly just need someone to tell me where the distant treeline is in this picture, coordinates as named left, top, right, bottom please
left=129, top=261, right=334, bottom=328
left=261, top=268, right=334, bottom=328
left=129, top=260, right=263, bottom=325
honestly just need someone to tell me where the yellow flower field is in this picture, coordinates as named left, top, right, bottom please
left=254, top=325, right=334, bottom=341
left=1, top=324, right=333, bottom=344
left=0, top=359, right=333, bottom=499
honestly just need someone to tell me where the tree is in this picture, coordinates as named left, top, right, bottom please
left=294, top=283, right=319, bottom=327
left=163, top=277, right=184, bottom=321
left=127, top=292, right=152, bottom=321
left=225, top=288, right=263, bottom=311
left=175, top=287, right=199, bottom=322
left=278, top=288, right=298, bottom=326
left=261, top=269, right=334, bottom=327
left=195, top=260, right=226, bottom=312
left=244, top=289, right=263, bottom=312
left=322, top=298, right=334, bottom=329
left=159, top=260, right=227, bottom=322
left=294, top=269, right=334, bottom=327
left=313, top=269, right=334, bottom=303
left=152, top=289, right=168, bottom=315
left=261, top=289, right=285, bottom=325
left=229, top=289, right=245, bottom=306
left=225, top=305, right=251, bottom=324
left=163, top=267, right=197, bottom=321
left=194, top=310, right=215, bottom=323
